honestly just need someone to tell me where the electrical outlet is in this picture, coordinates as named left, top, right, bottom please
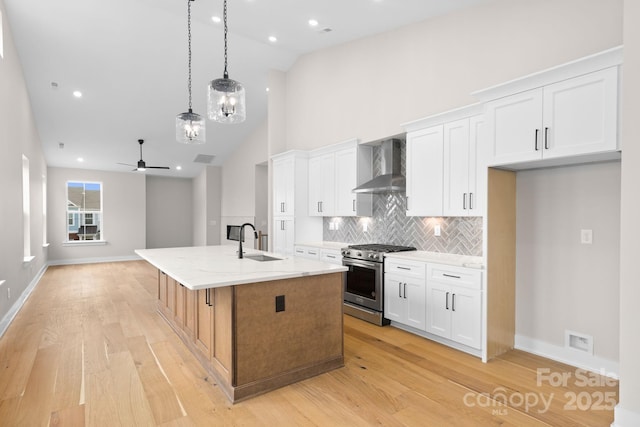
left=329, top=222, right=335, bottom=230
left=363, top=222, right=368, bottom=232
left=581, top=229, right=593, bottom=244
left=434, top=224, right=441, bottom=237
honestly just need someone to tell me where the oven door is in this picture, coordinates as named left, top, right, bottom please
left=342, top=258, right=383, bottom=311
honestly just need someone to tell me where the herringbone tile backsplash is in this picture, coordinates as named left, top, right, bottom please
left=322, top=143, right=483, bottom=256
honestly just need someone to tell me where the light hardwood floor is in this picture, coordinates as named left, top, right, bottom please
left=0, top=261, right=616, bottom=426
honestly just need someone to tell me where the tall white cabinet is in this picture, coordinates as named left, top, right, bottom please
left=271, top=151, right=322, bottom=256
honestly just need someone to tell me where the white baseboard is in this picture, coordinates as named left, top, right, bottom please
left=48, top=254, right=141, bottom=266
left=0, top=263, right=48, bottom=339
left=515, top=334, right=619, bottom=378
left=612, top=405, right=640, bottom=427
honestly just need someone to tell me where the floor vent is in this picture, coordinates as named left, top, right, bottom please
left=194, top=154, right=215, bottom=164
left=565, top=330, right=593, bottom=354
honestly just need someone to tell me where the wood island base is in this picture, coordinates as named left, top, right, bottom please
left=156, top=269, right=345, bottom=403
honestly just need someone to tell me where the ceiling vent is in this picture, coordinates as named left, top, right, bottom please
left=194, top=154, right=215, bottom=164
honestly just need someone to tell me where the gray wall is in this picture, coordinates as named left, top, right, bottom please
left=146, top=176, right=193, bottom=249
left=516, top=162, right=621, bottom=363
left=193, top=166, right=222, bottom=246
left=0, top=0, right=48, bottom=324
left=47, top=167, right=146, bottom=264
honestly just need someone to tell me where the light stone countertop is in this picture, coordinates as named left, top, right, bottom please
left=135, top=246, right=347, bottom=291
left=384, top=251, right=484, bottom=269
left=295, top=241, right=350, bottom=250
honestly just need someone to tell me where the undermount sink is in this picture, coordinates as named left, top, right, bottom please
left=244, top=254, right=282, bottom=262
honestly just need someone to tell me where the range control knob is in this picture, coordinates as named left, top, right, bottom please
left=357, top=252, right=362, bottom=257
left=341, top=250, right=349, bottom=256
left=371, top=253, right=379, bottom=260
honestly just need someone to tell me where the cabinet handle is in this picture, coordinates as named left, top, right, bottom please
left=397, top=266, right=411, bottom=271
left=353, top=199, right=356, bottom=212
left=452, top=294, right=456, bottom=312
left=326, top=255, right=336, bottom=259
left=320, top=201, right=323, bottom=213
left=317, top=201, right=321, bottom=213
left=280, top=202, right=285, bottom=212
left=403, top=283, right=407, bottom=299
left=309, top=251, right=317, bottom=255
left=463, top=193, right=467, bottom=210
left=534, top=129, right=539, bottom=151
left=544, top=127, right=549, bottom=150
left=406, top=196, right=410, bottom=211
left=469, top=193, right=473, bottom=210
left=280, top=220, right=285, bottom=231
left=446, top=291, right=450, bottom=310
left=399, top=282, right=402, bottom=298
left=205, top=289, right=210, bottom=306
left=443, top=273, right=461, bottom=279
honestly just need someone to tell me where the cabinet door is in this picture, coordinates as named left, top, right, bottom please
left=158, top=270, right=168, bottom=308
left=335, top=147, right=358, bottom=216
left=184, top=287, right=196, bottom=339
left=425, top=283, right=451, bottom=339
left=166, top=276, right=176, bottom=319
left=308, top=154, right=335, bottom=216
left=542, top=67, right=618, bottom=159
left=404, top=278, right=427, bottom=331
left=443, top=118, right=470, bottom=217
left=467, top=115, right=483, bottom=216
left=195, top=289, right=213, bottom=359
left=273, top=219, right=295, bottom=256
left=487, top=88, right=543, bottom=165
left=450, top=287, right=482, bottom=349
left=273, top=157, right=294, bottom=216
left=174, top=281, right=185, bottom=327
left=406, top=125, right=444, bottom=217
left=384, top=275, right=404, bottom=323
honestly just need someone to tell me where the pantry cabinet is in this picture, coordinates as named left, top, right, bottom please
left=271, top=151, right=322, bottom=255
left=426, top=264, right=482, bottom=350
left=484, top=66, right=619, bottom=167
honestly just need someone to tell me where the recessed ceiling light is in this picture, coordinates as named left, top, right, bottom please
left=176, top=165, right=182, bottom=170
left=268, top=35, right=277, bottom=43
left=73, top=90, right=82, bottom=98
left=308, top=19, right=319, bottom=27
left=212, top=15, right=221, bottom=23
left=266, top=87, right=270, bottom=92
left=77, top=157, right=84, bottom=162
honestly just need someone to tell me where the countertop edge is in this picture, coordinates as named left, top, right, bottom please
left=384, top=251, right=484, bottom=269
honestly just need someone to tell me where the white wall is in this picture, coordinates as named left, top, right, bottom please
left=617, top=1, right=640, bottom=424
left=193, top=166, right=222, bottom=246
left=220, top=120, right=268, bottom=244
left=0, top=0, right=48, bottom=325
left=47, top=168, right=145, bottom=264
left=146, top=176, right=193, bottom=249
left=515, top=162, right=620, bottom=366
left=283, top=0, right=623, bottom=151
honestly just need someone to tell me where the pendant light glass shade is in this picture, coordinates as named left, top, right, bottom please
left=177, top=0, right=205, bottom=144
left=207, top=0, right=246, bottom=124
left=207, top=77, right=246, bottom=123
left=176, top=108, right=206, bottom=144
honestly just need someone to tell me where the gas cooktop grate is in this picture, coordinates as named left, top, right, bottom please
left=347, top=244, right=416, bottom=253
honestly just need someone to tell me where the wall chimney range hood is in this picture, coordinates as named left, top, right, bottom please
left=353, top=138, right=405, bottom=194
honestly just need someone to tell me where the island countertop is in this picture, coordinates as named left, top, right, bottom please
left=135, top=245, right=347, bottom=290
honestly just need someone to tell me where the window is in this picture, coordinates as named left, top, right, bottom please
left=42, top=174, right=48, bottom=246
left=66, top=181, right=103, bottom=241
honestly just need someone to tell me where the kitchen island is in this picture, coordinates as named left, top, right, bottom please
left=135, top=246, right=347, bottom=403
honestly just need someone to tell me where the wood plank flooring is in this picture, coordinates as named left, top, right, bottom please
left=0, top=261, right=617, bottom=426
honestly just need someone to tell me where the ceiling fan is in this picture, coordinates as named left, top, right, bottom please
left=117, top=139, right=170, bottom=172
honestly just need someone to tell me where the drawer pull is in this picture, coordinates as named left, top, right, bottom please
left=397, top=266, right=411, bottom=271
left=443, top=273, right=461, bottom=279
left=326, top=255, right=336, bottom=259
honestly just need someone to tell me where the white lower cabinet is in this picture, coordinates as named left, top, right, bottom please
left=426, top=264, right=482, bottom=350
left=294, top=245, right=320, bottom=260
left=384, top=259, right=427, bottom=331
left=273, top=219, right=295, bottom=256
left=320, top=248, right=342, bottom=265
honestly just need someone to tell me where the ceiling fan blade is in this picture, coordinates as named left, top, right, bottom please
left=117, top=162, right=136, bottom=167
left=146, top=166, right=170, bottom=169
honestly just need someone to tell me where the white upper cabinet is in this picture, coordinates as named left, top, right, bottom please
left=273, top=155, right=295, bottom=217
left=443, top=116, right=484, bottom=216
left=475, top=47, right=622, bottom=168
left=406, top=125, right=444, bottom=217
left=308, top=140, right=373, bottom=217
left=404, top=104, right=484, bottom=218
left=308, top=153, right=335, bottom=216
left=542, top=67, right=618, bottom=159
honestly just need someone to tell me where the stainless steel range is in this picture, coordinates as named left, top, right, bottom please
left=341, top=244, right=416, bottom=326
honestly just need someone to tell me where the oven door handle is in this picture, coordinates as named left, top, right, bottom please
left=343, top=259, right=380, bottom=269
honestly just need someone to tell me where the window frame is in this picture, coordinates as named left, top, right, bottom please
left=65, top=181, right=104, bottom=243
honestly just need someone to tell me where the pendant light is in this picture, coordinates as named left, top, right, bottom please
left=207, top=0, right=246, bottom=124
left=176, top=0, right=206, bottom=144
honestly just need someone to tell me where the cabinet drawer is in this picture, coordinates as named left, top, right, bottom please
left=427, top=264, right=482, bottom=290
left=320, top=249, right=342, bottom=265
left=385, top=259, right=426, bottom=279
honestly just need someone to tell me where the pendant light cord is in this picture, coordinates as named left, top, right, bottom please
left=187, top=0, right=193, bottom=112
left=223, top=0, right=229, bottom=79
